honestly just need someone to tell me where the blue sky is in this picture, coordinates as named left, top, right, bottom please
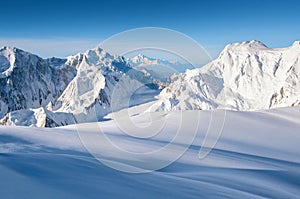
left=0, top=0, right=299, bottom=59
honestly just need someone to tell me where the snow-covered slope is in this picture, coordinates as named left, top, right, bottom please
left=153, top=40, right=300, bottom=111
left=0, top=106, right=300, bottom=198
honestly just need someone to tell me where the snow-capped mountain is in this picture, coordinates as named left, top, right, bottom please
left=152, top=40, right=300, bottom=111
left=1, top=40, right=300, bottom=127
left=128, top=54, right=180, bottom=67
left=53, top=48, right=157, bottom=123
left=127, top=54, right=189, bottom=82
left=0, top=46, right=157, bottom=126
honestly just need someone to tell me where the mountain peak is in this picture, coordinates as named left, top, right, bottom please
left=1, top=46, right=29, bottom=52
left=90, top=46, right=106, bottom=53
left=84, top=46, right=115, bottom=61
left=0, top=46, right=17, bottom=53
left=0, top=46, right=18, bottom=75
left=0, top=46, right=34, bottom=60
left=130, top=54, right=152, bottom=63
left=224, top=40, right=268, bottom=51
left=217, top=40, right=269, bottom=58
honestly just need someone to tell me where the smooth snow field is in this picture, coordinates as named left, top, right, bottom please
left=0, top=104, right=300, bottom=198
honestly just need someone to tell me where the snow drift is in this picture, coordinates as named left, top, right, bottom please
left=0, top=106, right=299, bottom=198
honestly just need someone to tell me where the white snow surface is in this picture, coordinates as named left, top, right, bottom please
left=154, top=40, right=300, bottom=111
left=0, top=104, right=300, bottom=198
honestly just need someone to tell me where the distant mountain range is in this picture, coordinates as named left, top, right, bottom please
left=0, top=40, right=299, bottom=127
left=127, top=54, right=191, bottom=81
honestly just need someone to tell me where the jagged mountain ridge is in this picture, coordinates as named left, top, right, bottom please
left=1, top=40, right=300, bottom=127
left=53, top=48, right=157, bottom=123
left=152, top=40, right=300, bottom=111
left=0, top=46, right=157, bottom=126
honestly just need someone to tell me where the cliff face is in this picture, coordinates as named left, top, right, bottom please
left=0, top=47, right=76, bottom=118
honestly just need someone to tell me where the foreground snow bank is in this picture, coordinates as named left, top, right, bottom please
left=0, top=107, right=299, bottom=198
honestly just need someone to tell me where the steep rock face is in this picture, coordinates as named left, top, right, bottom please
left=153, top=40, right=300, bottom=111
left=0, top=47, right=76, bottom=118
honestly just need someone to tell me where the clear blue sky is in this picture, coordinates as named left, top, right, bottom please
left=0, top=0, right=299, bottom=58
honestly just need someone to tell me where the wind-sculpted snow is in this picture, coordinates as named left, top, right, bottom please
left=154, top=40, right=300, bottom=111
left=0, top=107, right=299, bottom=198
